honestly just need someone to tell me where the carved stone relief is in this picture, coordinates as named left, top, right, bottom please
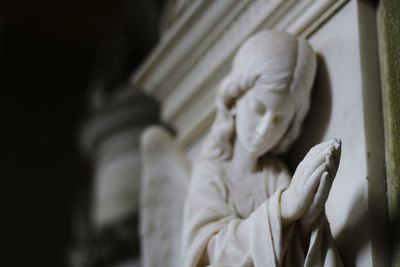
left=141, top=30, right=343, bottom=267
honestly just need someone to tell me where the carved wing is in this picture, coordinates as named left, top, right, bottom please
left=140, top=126, right=190, bottom=267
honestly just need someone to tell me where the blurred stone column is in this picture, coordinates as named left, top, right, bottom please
left=67, top=1, right=163, bottom=265
left=75, top=87, right=159, bottom=267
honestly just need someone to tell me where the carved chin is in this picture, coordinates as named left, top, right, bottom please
left=245, top=141, right=273, bottom=157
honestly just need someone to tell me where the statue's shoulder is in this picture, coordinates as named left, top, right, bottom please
left=190, top=157, right=227, bottom=194
left=192, top=157, right=224, bottom=176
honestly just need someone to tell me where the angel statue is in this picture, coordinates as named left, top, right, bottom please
left=140, top=30, right=343, bottom=267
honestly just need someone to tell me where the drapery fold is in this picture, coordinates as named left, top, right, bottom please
left=181, top=159, right=342, bottom=267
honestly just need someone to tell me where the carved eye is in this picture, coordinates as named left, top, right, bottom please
left=249, top=99, right=266, bottom=115
left=273, top=115, right=283, bottom=125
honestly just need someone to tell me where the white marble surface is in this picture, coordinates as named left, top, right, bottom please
left=141, top=30, right=344, bottom=267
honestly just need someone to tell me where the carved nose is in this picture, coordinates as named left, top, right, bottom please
left=256, top=113, right=273, bottom=137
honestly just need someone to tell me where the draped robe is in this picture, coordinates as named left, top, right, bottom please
left=181, top=158, right=343, bottom=267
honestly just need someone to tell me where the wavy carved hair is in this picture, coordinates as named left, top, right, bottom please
left=201, top=30, right=316, bottom=160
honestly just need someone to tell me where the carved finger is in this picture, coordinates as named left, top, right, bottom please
left=297, top=140, right=332, bottom=173
left=303, top=145, right=333, bottom=179
left=305, top=141, right=332, bottom=161
left=308, top=140, right=332, bottom=154
left=309, top=140, right=336, bottom=162
left=325, top=152, right=337, bottom=178
left=332, top=139, right=342, bottom=168
left=308, top=139, right=335, bottom=159
left=294, top=140, right=335, bottom=185
left=304, top=162, right=327, bottom=189
left=301, top=171, right=330, bottom=228
left=311, top=171, right=331, bottom=209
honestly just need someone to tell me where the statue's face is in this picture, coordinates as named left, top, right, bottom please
left=234, top=81, right=295, bottom=157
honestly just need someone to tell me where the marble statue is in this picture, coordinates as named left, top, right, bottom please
left=140, top=30, right=343, bottom=267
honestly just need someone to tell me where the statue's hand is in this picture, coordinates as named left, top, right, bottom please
left=280, top=139, right=340, bottom=227
left=300, top=139, right=341, bottom=231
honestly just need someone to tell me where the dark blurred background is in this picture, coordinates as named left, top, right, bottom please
left=0, top=0, right=165, bottom=266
